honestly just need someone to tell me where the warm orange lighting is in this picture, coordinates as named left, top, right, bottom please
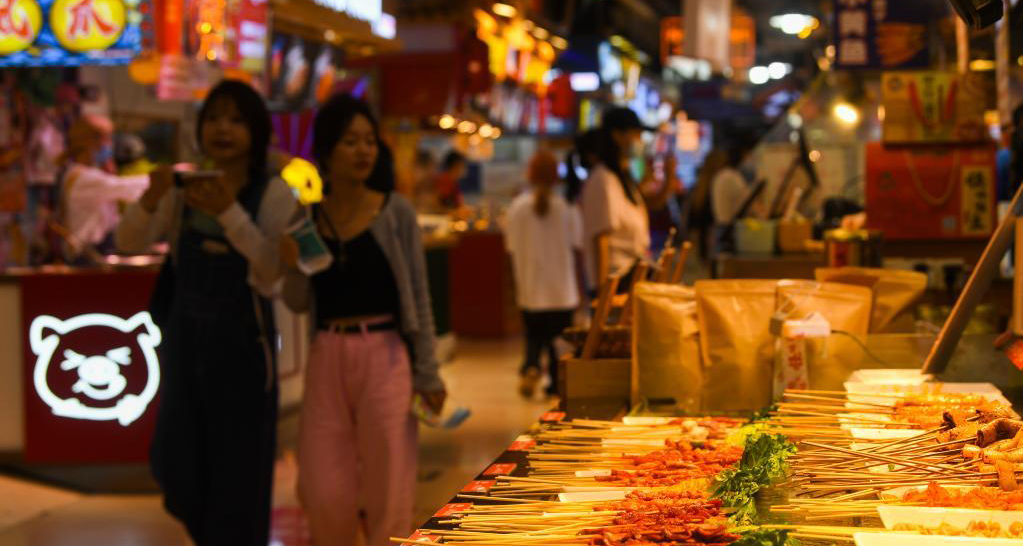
left=492, top=2, right=516, bottom=17
left=550, top=36, right=568, bottom=49
left=474, top=8, right=498, bottom=36
left=537, top=41, right=555, bottom=62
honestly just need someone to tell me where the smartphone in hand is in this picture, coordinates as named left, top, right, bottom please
left=173, top=170, right=223, bottom=188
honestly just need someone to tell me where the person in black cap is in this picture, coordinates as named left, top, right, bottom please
left=579, top=107, right=678, bottom=292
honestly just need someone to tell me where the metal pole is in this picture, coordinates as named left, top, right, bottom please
left=922, top=182, right=1023, bottom=373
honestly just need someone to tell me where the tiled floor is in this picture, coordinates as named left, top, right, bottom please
left=0, top=336, right=550, bottom=546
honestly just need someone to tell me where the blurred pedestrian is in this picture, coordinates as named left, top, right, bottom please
left=564, top=129, right=601, bottom=204
left=710, top=142, right=755, bottom=254
left=118, top=79, right=296, bottom=546
left=505, top=150, right=583, bottom=398
left=436, top=150, right=467, bottom=211
left=59, top=115, right=150, bottom=260
left=281, top=93, right=446, bottom=546
left=580, top=107, right=675, bottom=292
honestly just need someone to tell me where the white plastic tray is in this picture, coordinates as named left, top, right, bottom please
left=878, top=504, right=1023, bottom=529
left=847, top=369, right=934, bottom=385
left=854, top=532, right=1021, bottom=546
left=557, top=490, right=628, bottom=503
left=844, top=382, right=1010, bottom=408
left=848, top=428, right=924, bottom=441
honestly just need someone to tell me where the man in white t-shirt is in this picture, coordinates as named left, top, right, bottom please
left=505, top=151, right=583, bottom=398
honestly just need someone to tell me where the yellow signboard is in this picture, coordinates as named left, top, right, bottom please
left=882, top=71, right=989, bottom=144
left=49, top=0, right=125, bottom=53
left=0, top=0, right=43, bottom=55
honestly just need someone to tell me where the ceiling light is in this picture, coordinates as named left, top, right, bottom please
left=768, top=62, right=790, bottom=79
left=570, top=72, right=600, bottom=92
left=457, top=121, right=478, bottom=134
left=492, top=3, right=516, bottom=17
left=439, top=115, right=456, bottom=130
left=769, top=13, right=818, bottom=36
left=550, top=36, right=568, bottom=49
left=532, top=27, right=549, bottom=40
left=490, top=127, right=502, bottom=139
left=478, top=124, right=494, bottom=138
left=748, top=66, right=770, bottom=85
left=969, top=59, right=996, bottom=71
left=833, top=102, right=860, bottom=126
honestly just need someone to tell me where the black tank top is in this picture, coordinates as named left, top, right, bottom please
left=310, top=228, right=401, bottom=327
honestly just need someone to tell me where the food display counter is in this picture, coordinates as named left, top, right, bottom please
left=448, top=231, right=521, bottom=338
left=0, top=265, right=308, bottom=464
left=401, top=368, right=1023, bottom=546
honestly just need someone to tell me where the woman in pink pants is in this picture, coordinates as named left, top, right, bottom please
left=282, top=94, right=446, bottom=546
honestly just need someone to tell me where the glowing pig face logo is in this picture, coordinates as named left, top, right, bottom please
left=30, top=312, right=161, bottom=426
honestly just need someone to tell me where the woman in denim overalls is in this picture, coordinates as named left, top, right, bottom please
left=117, top=80, right=297, bottom=545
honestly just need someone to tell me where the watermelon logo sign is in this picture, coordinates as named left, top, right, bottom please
left=29, top=312, right=161, bottom=426
left=0, top=0, right=42, bottom=54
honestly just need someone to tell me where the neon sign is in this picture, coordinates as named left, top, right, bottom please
left=0, top=0, right=142, bottom=66
left=30, top=311, right=161, bottom=426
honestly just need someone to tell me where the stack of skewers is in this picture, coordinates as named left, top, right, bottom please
left=764, top=375, right=1023, bottom=545
left=396, top=374, right=1023, bottom=546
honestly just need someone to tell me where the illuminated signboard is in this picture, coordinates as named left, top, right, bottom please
left=0, top=0, right=143, bottom=66
left=310, top=0, right=380, bottom=24
left=30, top=312, right=161, bottom=426
left=21, top=271, right=160, bottom=463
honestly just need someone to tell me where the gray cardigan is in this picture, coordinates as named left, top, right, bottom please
left=283, top=193, right=443, bottom=392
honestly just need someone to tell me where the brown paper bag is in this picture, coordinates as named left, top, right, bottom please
left=777, top=219, right=813, bottom=253
left=776, top=280, right=872, bottom=391
left=632, top=282, right=702, bottom=413
left=815, top=267, right=927, bottom=333
left=695, top=280, right=777, bottom=412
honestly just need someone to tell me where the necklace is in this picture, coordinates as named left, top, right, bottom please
left=903, top=151, right=959, bottom=207
left=324, top=188, right=372, bottom=239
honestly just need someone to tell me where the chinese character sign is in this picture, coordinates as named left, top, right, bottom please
left=833, top=0, right=933, bottom=70
left=882, top=71, right=989, bottom=144
left=865, top=143, right=996, bottom=240
left=0, top=0, right=143, bottom=66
